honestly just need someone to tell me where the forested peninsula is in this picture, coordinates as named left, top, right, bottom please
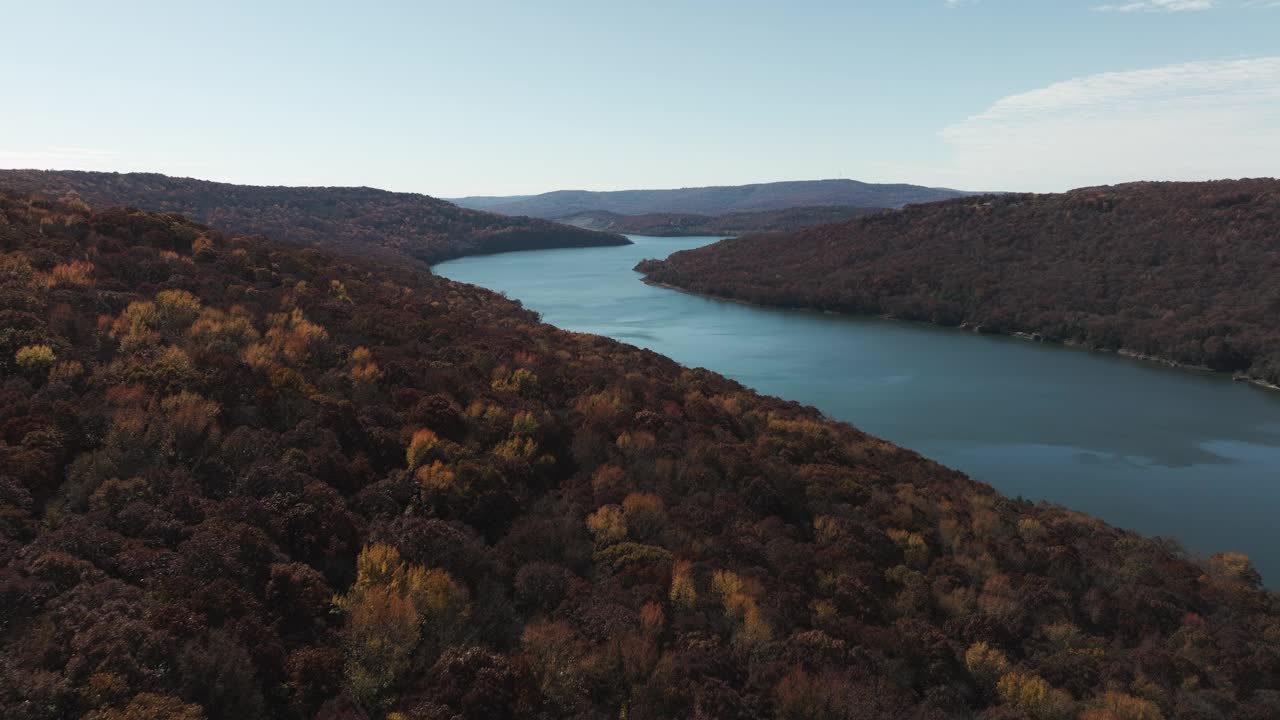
left=637, top=180, right=1280, bottom=387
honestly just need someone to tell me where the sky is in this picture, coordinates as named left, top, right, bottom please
left=1, top=0, right=1277, bottom=196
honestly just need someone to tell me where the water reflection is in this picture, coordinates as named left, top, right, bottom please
left=438, top=235, right=1280, bottom=583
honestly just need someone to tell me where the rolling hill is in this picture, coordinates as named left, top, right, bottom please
left=451, top=179, right=976, bottom=219
left=1, top=189, right=1277, bottom=719
left=636, top=179, right=1280, bottom=387
left=0, top=170, right=630, bottom=265
left=556, top=205, right=882, bottom=236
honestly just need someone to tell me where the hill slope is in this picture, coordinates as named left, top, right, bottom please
left=557, top=205, right=882, bottom=236
left=452, top=179, right=975, bottom=218
left=638, top=180, right=1280, bottom=387
left=1, top=191, right=1277, bottom=720
left=0, top=169, right=630, bottom=265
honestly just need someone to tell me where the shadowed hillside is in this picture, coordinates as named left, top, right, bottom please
left=556, top=205, right=882, bottom=236
left=1, top=191, right=1277, bottom=719
left=0, top=170, right=630, bottom=265
left=452, top=179, right=976, bottom=219
left=638, top=180, right=1280, bottom=388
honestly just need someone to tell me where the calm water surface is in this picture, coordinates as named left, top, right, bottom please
left=438, top=235, right=1280, bottom=583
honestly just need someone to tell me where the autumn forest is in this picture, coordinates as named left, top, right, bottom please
left=637, top=180, right=1280, bottom=388
left=1, top=179, right=1278, bottom=720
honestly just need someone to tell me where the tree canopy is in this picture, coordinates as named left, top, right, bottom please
left=638, top=179, right=1280, bottom=387
left=0, top=189, right=1277, bottom=719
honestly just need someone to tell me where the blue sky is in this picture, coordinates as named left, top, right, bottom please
left=1, top=0, right=1277, bottom=195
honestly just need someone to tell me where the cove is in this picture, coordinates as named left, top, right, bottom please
left=437, top=234, right=1280, bottom=584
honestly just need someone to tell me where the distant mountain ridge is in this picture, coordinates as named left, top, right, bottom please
left=0, top=169, right=630, bottom=265
left=451, top=178, right=977, bottom=218
left=557, top=205, right=883, bottom=236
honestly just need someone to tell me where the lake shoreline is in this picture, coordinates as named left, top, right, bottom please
left=638, top=276, right=1280, bottom=392
left=440, top=235, right=1280, bottom=585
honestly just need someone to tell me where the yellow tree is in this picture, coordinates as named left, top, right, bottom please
left=586, top=505, right=627, bottom=546
left=406, top=429, right=441, bottom=471
left=343, top=584, right=421, bottom=705
left=336, top=544, right=470, bottom=707
left=15, top=344, right=55, bottom=380
left=669, top=560, right=697, bottom=610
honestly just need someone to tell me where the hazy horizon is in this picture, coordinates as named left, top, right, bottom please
left=0, top=168, right=996, bottom=197
left=11, top=167, right=1277, bottom=203
left=3, top=1, right=1278, bottom=197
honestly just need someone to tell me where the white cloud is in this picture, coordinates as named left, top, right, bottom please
left=1095, top=0, right=1215, bottom=11
left=933, top=57, right=1280, bottom=191
left=1095, top=0, right=1280, bottom=9
left=0, top=146, right=120, bottom=169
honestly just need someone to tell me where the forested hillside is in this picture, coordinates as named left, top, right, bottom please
left=637, top=180, right=1280, bottom=387
left=2, top=190, right=1278, bottom=720
left=452, top=179, right=973, bottom=218
left=0, top=170, right=629, bottom=265
left=556, top=206, right=881, bottom=236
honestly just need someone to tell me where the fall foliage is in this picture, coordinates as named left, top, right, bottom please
left=637, top=179, right=1280, bottom=386
left=0, top=188, right=1277, bottom=720
left=555, top=205, right=882, bottom=236
left=0, top=169, right=629, bottom=266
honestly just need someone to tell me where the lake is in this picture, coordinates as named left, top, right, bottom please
left=437, top=235, right=1280, bottom=584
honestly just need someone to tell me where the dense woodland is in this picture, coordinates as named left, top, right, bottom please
left=0, top=171, right=629, bottom=266
left=452, top=179, right=972, bottom=219
left=1, top=189, right=1278, bottom=720
left=637, top=180, right=1280, bottom=387
left=557, top=206, right=881, bottom=237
